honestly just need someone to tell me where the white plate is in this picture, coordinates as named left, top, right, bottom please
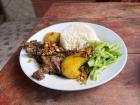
left=20, top=22, right=127, bottom=91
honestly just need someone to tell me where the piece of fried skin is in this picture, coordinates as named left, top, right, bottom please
left=32, top=68, right=45, bottom=80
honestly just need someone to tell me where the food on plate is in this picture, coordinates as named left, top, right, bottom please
left=27, top=58, right=32, bottom=63
left=87, top=41, right=121, bottom=80
left=60, top=23, right=100, bottom=50
left=22, top=23, right=121, bottom=84
left=44, top=32, right=60, bottom=44
left=61, top=55, right=87, bottom=79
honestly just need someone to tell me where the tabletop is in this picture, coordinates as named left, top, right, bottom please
left=0, top=2, right=140, bottom=105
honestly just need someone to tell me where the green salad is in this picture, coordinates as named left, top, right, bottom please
left=87, top=40, right=122, bottom=81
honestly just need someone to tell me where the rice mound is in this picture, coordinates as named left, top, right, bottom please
left=60, top=23, right=100, bottom=50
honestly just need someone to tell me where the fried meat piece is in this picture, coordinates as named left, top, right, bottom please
left=32, top=69, right=45, bottom=80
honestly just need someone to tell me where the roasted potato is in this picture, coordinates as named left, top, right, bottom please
left=44, top=32, right=60, bottom=43
left=61, top=55, right=87, bottom=79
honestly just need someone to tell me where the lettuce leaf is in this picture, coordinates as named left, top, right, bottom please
left=87, top=40, right=122, bottom=80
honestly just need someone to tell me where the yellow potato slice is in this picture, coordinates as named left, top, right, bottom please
left=61, top=55, right=87, bottom=79
left=44, top=32, right=60, bottom=43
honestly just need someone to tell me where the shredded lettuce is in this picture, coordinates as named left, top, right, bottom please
left=87, top=40, right=122, bottom=80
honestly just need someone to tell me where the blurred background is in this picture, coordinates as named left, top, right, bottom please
left=0, top=0, right=139, bottom=22
left=0, top=0, right=139, bottom=69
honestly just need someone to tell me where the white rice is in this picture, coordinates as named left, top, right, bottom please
left=60, top=23, right=100, bottom=50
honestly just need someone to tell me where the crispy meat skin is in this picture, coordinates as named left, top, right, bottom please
left=23, top=40, right=94, bottom=81
left=41, top=55, right=64, bottom=74
left=32, top=69, right=45, bottom=80
left=23, top=40, right=66, bottom=80
left=22, top=40, right=44, bottom=57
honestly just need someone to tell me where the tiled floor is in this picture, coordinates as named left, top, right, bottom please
left=0, top=19, right=40, bottom=70
left=1, top=0, right=35, bottom=21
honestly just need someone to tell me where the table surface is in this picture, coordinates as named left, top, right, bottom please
left=0, top=2, right=140, bottom=105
